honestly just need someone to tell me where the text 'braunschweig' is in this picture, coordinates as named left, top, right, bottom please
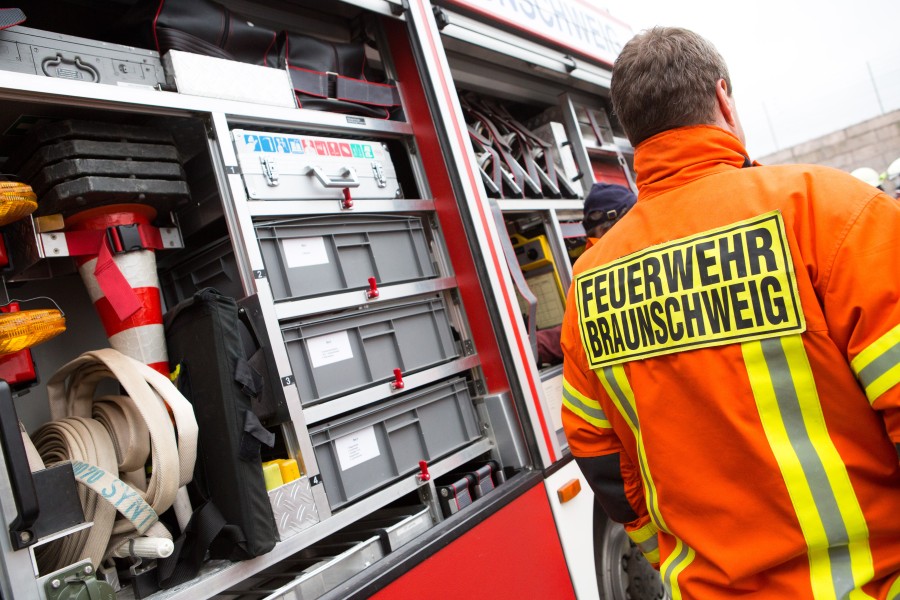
left=576, top=211, right=805, bottom=368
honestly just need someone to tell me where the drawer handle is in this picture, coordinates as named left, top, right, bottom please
left=391, top=368, right=405, bottom=390
left=366, top=277, right=380, bottom=299
left=42, top=54, right=100, bottom=83
left=306, top=165, right=361, bottom=188
left=557, top=478, right=582, bottom=503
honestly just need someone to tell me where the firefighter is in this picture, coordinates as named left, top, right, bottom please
left=561, top=26, right=900, bottom=599
left=536, top=182, right=635, bottom=366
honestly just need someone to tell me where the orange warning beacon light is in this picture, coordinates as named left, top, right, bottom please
left=0, top=308, right=66, bottom=355
left=0, top=181, right=63, bottom=355
left=0, top=181, right=38, bottom=226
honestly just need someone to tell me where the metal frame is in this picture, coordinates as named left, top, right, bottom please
left=559, top=92, right=637, bottom=193
left=401, top=0, right=564, bottom=467
left=438, top=10, right=614, bottom=90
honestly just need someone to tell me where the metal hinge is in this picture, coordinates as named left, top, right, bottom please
left=260, top=156, right=279, bottom=186
left=371, top=161, right=387, bottom=188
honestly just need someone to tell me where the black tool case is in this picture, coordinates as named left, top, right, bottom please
left=0, top=25, right=167, bottom=88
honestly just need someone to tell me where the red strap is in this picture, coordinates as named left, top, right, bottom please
left=63, top=224, right=165, bottom=322
left=93, top=240, right=142, bottom=321
left=64, top=225, right=165, bottom=256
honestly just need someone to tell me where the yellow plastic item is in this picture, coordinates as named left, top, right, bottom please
left=35, top=213, right=65, bottom=233
left=0, top=309, right=66, bottom=355
left=511, top=233, right=567, bottom=329
left=262, top=462, right=284, bottom=491
left=278, top=459, right=300, bottom=484
left=0, top=182, right=37, bottom=227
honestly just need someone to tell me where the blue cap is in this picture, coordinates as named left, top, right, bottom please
left=582, top=183, right=636, bottom=233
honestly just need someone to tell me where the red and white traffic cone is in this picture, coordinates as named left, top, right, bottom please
left=66, top=204, right=169, bottom=376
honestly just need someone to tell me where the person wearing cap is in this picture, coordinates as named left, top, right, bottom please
left=535, top=183, right=635, bottom=366
left=560, top=27, right=900, bottom=599
left=580, top=182, right=637, bottom=247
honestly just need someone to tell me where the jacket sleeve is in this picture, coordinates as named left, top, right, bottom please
left=820, top=187, right=900, bottom=456
left=560, top=282, right=658, bottom=566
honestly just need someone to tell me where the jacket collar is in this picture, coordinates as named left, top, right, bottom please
left=633, top=125, right=751, bottom=200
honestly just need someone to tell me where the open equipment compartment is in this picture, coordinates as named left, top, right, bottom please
left=0, top=0, right=641, bottom=599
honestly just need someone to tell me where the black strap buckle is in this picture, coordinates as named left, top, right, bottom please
left=106, top=224, right=144, bottom=254
left=326, top=71, right=338, bottom=98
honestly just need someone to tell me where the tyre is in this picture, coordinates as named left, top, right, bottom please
left=593, top=500, right=668, bottom=600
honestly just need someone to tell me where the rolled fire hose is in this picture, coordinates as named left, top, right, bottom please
left=21, top=348, right=197, bottom=570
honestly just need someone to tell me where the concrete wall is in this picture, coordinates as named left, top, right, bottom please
left=758, top=109, right=900, bottom=186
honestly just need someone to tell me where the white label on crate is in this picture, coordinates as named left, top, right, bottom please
left=307, top=331, right=354, bottom=368
left=335, top=425, right=380, bottom=471
left=541, top=373, right=564, bottom=432
left=283, top=236, right=329, bottom=268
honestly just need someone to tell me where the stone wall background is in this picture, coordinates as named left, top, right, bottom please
left=758, top=109, right=900, bottom=195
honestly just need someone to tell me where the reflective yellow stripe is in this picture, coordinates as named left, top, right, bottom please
left=627, top=524, right=659, bottom=562
left=851, top=323, right=900, bottom=404
left=886, top=573, right=900, bottom=599
left=561, top=377, right=610, bottom=428
left=644, top=546, right=660, bottom=565
left=596, top=365, right=668, bottom=532
left=743, top=335, right=875, bottom=600
left=627, top=521, right=659, bottom=545
left=851, top=324, right=900, bottom=372
left=661, top=537, right=696, bottom=600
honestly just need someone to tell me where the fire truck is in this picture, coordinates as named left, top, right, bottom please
left=0, top=1, right=664, bottom=598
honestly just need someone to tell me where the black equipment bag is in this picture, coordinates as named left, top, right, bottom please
left=115, top=1, right=400, bottom=118
left=281, top=32, right=401, bottom=118
left=116, top=0, right=280, bottom=67
left=160, top=288, right=279, bottom=587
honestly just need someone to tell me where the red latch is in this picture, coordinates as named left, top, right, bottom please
left=341, top=187, right=353, bottom=210
left=390, top=368, right=404, bottom=390
left=0, top=235, right=9, bottom=269
left=417, top=460, right=431, bottom=482
left=366, top=277, right=379, bottom=299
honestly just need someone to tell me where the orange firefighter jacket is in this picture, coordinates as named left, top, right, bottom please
left=561, top=125, right=900, bottom=599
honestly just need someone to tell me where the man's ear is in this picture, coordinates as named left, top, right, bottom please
left=715, top=78, right=737, bottom=128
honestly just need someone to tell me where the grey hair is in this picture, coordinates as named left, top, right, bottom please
left=610, top=27, right=732, bottom=146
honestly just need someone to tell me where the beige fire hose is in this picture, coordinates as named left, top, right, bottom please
left=21, top=348, right=197, bottom=571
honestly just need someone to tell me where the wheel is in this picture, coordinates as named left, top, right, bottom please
left=593, top=500, right=668, bottom=600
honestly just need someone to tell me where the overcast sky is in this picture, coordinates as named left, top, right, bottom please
left=599, top=0, right=900, bottom=165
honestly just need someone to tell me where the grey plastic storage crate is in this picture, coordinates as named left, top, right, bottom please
left=159, top=237, right=243, bottom=306
left=255, top=214, right=436, bottom=302
left=310, top=377, right=480, bottom=510
left=282, top=295, right=459, bottom=404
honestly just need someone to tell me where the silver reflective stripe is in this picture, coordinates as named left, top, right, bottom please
left=598, top=366, right=666, bottom=532
left=662, top=539, right=693, bottom=599
left=757, top=338, right=863, bottom=598
left=746, top=336, right=876, bottom=598
left=857, top=341, right=900, bottom=390
left=602, top=366, right=639, bottom=425
left=562, top=386, right=607, bottom=423
left=636, top=535, right=659, bottom=555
